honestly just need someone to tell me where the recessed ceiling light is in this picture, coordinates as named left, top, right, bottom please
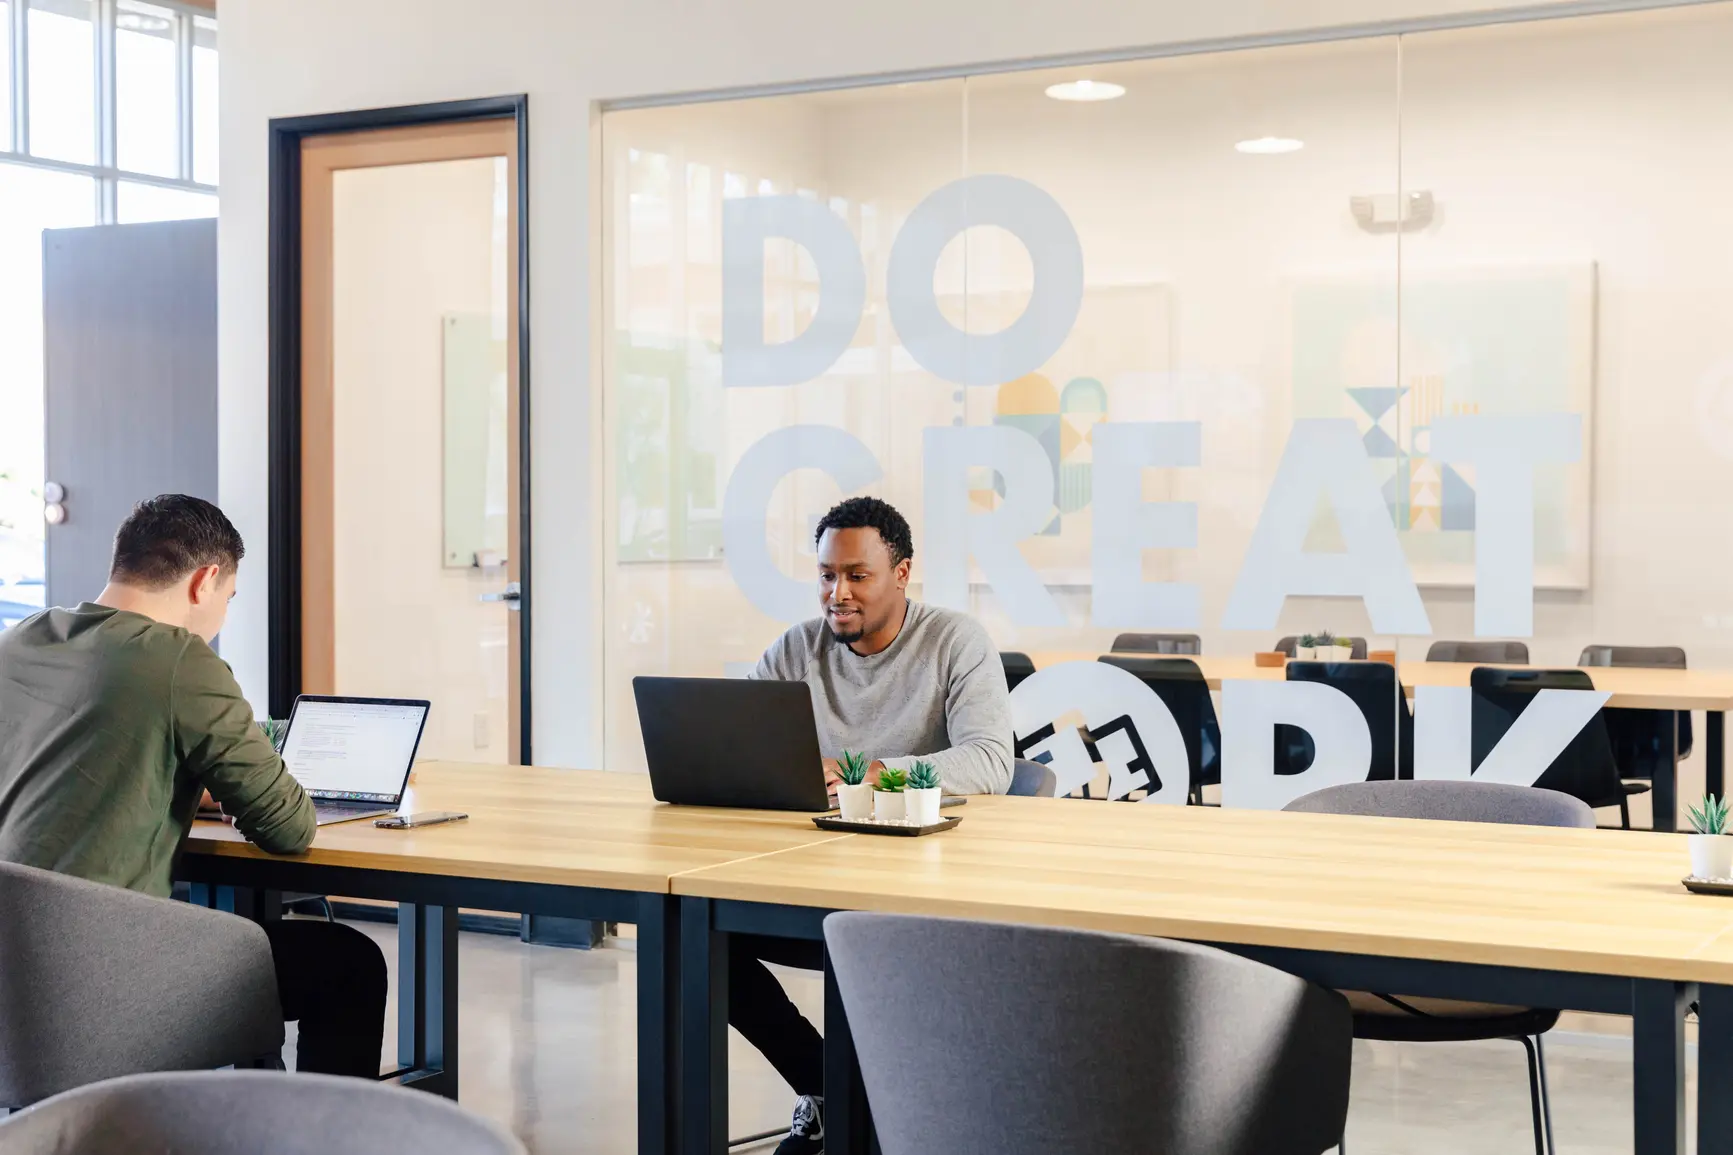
left=1045, top=80, right=1126, bottom=103
left=1236, top=136, right=1305, bottom=155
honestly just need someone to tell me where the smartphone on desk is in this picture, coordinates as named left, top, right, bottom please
left=375, top=811, right=468, bottom=829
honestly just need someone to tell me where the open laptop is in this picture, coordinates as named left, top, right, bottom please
left=279, top=695, right=431, bottom=825
left=633, top=677, right=833, bottom=811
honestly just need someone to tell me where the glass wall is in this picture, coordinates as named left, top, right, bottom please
left=0, top=0, right=217, bottom=625
left=600, top=3, right=1733, bottom=815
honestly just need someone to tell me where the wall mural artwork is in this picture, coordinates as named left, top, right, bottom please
left=1290, top=263, right=1596, bottom=590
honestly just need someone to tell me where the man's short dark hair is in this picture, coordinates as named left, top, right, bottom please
left=814, top=496, right=914, bottom=567
left=109, top=494, right=245, bottom=590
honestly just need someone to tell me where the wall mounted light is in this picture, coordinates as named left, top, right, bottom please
left=1235, top=136, right=1305, bottom=154
left=1045, top=80, right=1126, bottom=102
left=1350, top=191, right=1436, bottom=233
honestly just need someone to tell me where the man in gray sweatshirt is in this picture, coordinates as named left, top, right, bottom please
left=739, top=495, right=1012, bottom=1154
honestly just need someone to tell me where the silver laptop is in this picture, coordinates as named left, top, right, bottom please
left=280, top=695, right=431, bottom=826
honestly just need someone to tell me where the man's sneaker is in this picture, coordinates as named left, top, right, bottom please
left=773, top=1094, right=824, bottom=1155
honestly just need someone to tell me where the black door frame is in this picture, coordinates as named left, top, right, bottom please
left=266, top=95, right=532, bottom=761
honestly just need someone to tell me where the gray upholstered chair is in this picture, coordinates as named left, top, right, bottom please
left=1284, top=780, right=1594, bottom=1155
left=824, top=912, right=1351, bottom=1155
left=1426, top=639, right=1530, bottom=663
left=1008, top=758, right=1058, bottom=797
left=1109, top=632, right=1202, bottom=655
left=0, top=1069, right=525, bottom=1154
left=0, top=860, right=283, bottom=1107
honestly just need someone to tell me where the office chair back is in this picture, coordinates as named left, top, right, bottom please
left=1284, top=779, right=1594, bottom=828
left=824, top=912, right=1351, bottom=1155
left=1470, top=668, right=1624, bottom=810
left=1276, top=662, right=1411, bottom=782
left=1000, top=651, right=1037, bottom=692
left=1009, top=759, right=1059, bottom=798
left=0, top=1070, right=526, bottom=1154
left=1097, top=655, right=1221, bottom=792
left=1109, top=632, right=1202, bottom=655
left=1275, top=635, right=1368, bottom=659
left=1580, top=645, right=1694, bottom=776
left=0, top=861, right=282, bottom=1107
left=1427, top=640, right=1530, bottom=664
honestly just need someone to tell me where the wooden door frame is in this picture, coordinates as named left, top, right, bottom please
left=266, top=96, right=532, bottom=761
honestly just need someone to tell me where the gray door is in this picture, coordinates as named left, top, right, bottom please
left=42, top=219, right=217, bottom=608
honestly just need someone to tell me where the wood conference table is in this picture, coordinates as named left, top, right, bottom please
left=176, top=762, right=848, bottom=1155
left=673, top=794, right=1733, bottom=1155
left=1028, top=652, right=1733, bottom=832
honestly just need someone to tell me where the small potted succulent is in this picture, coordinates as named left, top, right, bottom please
left=1688, top=794, right=1733, bottom=880
left=873, top=767, right=908, bottom=822
left=1297, top=633, right=1319, bottom=661
left=835, top=750, right=873, bottom=821
left=905, top=760, right=942, bottom=825
left=257, top=718, right=287, bottom=752
left=1331, top=633, right=1356, bottom=661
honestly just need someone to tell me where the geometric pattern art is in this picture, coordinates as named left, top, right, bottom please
left=984, top=372, right=1111, bottom=535
left=1349, top=381, right=1475, bottom=534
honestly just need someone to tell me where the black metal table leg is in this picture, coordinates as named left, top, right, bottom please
left=396, top=903, right=459, bottom=1098
left=1700, top=984, right=1733, bottom=1155
left=1632, top=979, right=1686, bottom=1155
left=680, top=897, right=728, bottom=1155
left=638, top=893, right=679, bottom=1155
left=1710, top=712, right=1726, bottom=802
left=1653, top=716, right=1679, bottom=833
left=823, top=949, right=872, bottom=1155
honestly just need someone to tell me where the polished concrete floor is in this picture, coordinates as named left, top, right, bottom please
left=284, top=922, right=1690, bottom=1154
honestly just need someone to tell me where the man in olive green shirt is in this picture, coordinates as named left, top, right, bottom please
left=0, top=494, right=385, bottom=1077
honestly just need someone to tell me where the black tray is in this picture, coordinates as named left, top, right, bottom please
left=1683, top=877, right=1733, bottom=896
left=812, top=815, right=963, bottom=837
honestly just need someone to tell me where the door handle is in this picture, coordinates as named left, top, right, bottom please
left=480, top=581, right=522, bottom=610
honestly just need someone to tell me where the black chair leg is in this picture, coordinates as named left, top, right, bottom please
left=1620, top=796, right=1632, bottom=831
left=1518, top=1035, right=1551, bottom=1155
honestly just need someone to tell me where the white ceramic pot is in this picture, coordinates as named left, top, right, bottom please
left=1334, top=644, right=1355, bottom=662
left=1297, top=646, right=1317, bottom=661
left=873, top=790, right=906, bottom=822
left=837, top=782, right=873, bottom=821
left=906, top=787, right=942, bottom=826
left=1690, top=834, right=1733, bottom=880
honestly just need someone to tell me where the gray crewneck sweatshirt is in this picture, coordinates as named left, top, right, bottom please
left=751, top=600, right=1013, bottom=795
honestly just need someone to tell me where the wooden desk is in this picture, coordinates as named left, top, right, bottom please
left=1026, top=653, right=1730, bottom=831
left=671, top=799, right=1733, bottom=1155
left=178, top=762, right=845, bottom=1155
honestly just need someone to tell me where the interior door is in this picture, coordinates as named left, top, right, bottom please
left=42, top=218, right=218, bottom=611
left=297, top=119, right=525, bottom=764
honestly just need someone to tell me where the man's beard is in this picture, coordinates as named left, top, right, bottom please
left=827, top=619, right=866, bottom=645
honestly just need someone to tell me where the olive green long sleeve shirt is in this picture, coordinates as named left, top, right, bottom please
left=0, top=603, right=314, bottom=897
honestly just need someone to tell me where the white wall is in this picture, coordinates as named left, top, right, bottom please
left=220, top=0, right=1614, bottom=767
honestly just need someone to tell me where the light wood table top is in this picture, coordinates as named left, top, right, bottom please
left=672, top=795, right=1733, bottom=983
left=184, top=762, right=850, bottom=893
left=1027, top=653, right=1733, bottom=710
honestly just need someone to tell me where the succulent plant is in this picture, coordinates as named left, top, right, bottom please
left=875, top=767, right=908, bottom=793
left=836, top=750, right=871, bottom=787
left=907, top=761, right=941, bottom=791
left=257, top=718, right=287, bottom=751
left=1690, top=794, right=1730, bottom=835
left=1316, top=630, right=1336, bottom=647
left=1298, top=633, right=1318, bottom=649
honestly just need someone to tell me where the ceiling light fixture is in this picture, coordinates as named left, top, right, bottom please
left=1235, top=136, right=1305, bottom=155
left=1044, top=80, right=1126, bottom=103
